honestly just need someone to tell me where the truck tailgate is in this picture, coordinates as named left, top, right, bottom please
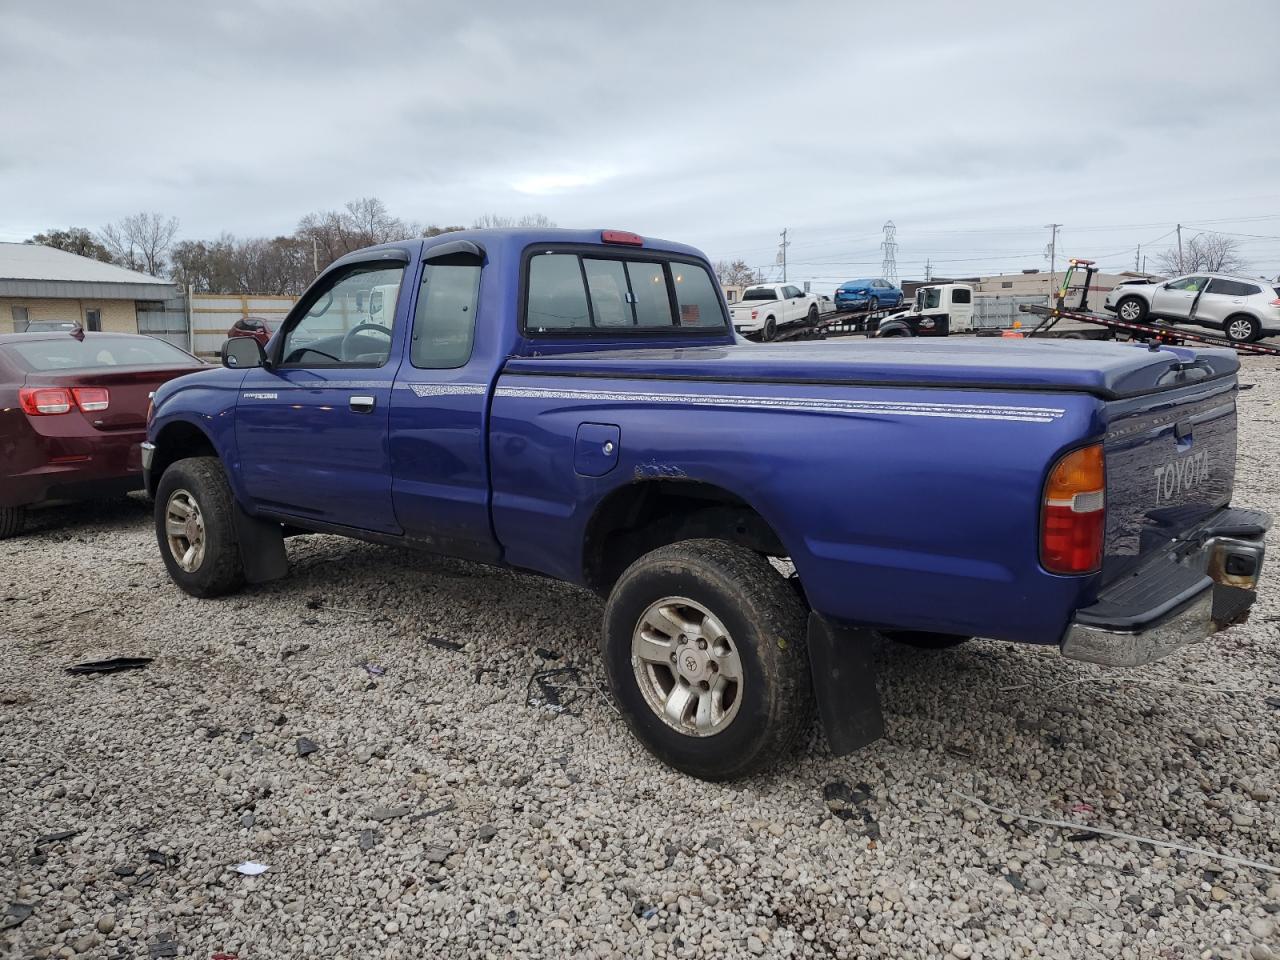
left=1101, top=376, right=1237, bottom=581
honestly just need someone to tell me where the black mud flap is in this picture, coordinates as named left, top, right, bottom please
left=806, top=613, right=885, bottom=756
left=233, top=505, right=289, bottom=584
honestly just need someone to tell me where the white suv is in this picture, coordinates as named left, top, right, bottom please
left=1104, top=273, right=1280, bottom=343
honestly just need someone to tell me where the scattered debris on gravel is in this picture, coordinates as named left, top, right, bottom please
left=2, top=357, right=1279, bottom=959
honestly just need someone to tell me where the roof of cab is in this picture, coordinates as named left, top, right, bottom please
left=422, top=227, right=710, bottom=261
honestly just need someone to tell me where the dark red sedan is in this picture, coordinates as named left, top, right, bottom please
left=226, top=316, right=274, bottom=348
left=0, top=331, right=205, bottom=538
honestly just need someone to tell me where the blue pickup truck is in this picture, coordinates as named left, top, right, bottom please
left=142, top=228, right=1268, bottom=779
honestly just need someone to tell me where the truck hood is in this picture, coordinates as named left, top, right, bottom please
left=503, top=338, right=1239, bottom=400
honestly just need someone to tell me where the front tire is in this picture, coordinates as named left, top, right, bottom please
left=154, top=457, right=246, bottom=598
left=1226, top=314, right=1261, bottom=343
left=0, top=506, right=26, bottom=540
left=1116, top=296, right=1147, bottom=323
left=602, top=539, right=814, bottom=780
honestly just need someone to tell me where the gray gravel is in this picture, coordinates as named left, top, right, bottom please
left=3, top=358, right=1280, bottom=959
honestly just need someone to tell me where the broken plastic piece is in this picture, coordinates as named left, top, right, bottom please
left=66, top=657, right=153, bottom=675
left=1, top=903, right=34, bottom=930
left=232, top=861, right=269, bottom=876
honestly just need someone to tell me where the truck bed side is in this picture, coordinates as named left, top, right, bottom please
left=488, top=369, right=1102, bottom=645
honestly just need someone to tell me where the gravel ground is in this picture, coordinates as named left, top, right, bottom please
left=3, top=358, right=1280, bottom=960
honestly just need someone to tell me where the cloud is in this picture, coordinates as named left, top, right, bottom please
left=1, top=0, right=1277, bottom=280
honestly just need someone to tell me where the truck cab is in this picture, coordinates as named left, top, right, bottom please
left=876, top=283, right=975, bottom=337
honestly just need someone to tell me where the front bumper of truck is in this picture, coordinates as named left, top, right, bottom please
left=1061, top=507, right=1269, bottom=667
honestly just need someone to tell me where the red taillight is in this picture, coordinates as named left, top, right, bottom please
left=751, top=310, right=759, bottom=320
left=19, top=387, right=74, bottom=416
left=1041, top=443, right=1105, bottom=574
left=72, top=387, right=110, bottom=412
left=1270, top=298, right=1280, bottom=307
left=18, top=386, right=110, bottom=416
left=601, top=229, right=643, bottom=246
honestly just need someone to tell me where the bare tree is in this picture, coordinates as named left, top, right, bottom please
left=1156, top=233, right=1245, bottom=276
left=470, top=213, right=556, bottom=229
left=295, top=197, right=413, bottom=273
left=26, top=227, right=114, bottom=262
left=99, top=212, right=180, bottom=276
left=418, top=224, right=467, bottom=238
left=713, top=259, right=765, bottom=288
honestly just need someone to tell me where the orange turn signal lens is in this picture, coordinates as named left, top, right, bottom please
left=1042, top=443, right=1106, bottom=575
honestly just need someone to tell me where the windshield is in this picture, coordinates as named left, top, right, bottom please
left=741, top=288, right=778, bottom=301
left=4, top=335, right=199, bottom=372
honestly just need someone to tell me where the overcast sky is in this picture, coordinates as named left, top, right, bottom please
left=2, top=0, right=1278, bottom=286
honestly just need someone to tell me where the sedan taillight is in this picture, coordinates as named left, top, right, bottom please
left=1041, top=443, right=1105, bottom=575
left=19, top=387, right=74, bottom=415
left=18, top=386, right=110, bottom=416
left=72, top=387, right=110, bottom=412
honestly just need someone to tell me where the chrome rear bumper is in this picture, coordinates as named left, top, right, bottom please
left=1061, top=518, right=1267, bottom=668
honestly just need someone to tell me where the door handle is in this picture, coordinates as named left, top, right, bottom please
left=349, top=395, right=375, bottom=413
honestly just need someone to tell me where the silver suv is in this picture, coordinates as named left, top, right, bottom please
left=1103, top=273, right=1280, bottom=342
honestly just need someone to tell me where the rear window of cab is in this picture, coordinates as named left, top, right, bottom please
left=523, top=250, right=727, bottom=334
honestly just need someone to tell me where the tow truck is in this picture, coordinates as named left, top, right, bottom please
left=1021, top=260, right=1280, bottom=358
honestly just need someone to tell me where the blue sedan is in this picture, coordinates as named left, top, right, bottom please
left=834, top=278, right=903, bottom=311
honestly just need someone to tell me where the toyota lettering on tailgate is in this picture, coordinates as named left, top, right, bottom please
left=1154, top=451, right=1211, bottom=505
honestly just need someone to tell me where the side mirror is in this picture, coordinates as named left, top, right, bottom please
left=222, top=336, right=266, bottom=369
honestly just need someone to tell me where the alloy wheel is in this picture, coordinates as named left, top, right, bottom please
left=631, top=597, right=744, bottom=737
left=164, top=489, right=207, bottom=573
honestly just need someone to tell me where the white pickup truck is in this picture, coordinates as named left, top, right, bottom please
left=730, top=283, right=821, bottom=341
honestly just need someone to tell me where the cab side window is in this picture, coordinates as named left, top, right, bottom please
left=411, top=256, right=482, bottom=369
left=280, top=263, right=405, bottom=368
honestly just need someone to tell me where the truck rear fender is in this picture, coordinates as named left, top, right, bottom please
left=581, top=479, right=791, bottom=595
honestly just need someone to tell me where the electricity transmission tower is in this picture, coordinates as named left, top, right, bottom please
left=880, top=221, right=898, bottom=285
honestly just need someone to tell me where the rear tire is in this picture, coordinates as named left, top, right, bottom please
left=869, top=297, right=880, bottom=312
left=762, top=317, right=777, bottom=342
left=1225, top=314, right=1261, bottom=343
left=0, top=506, right=26, bottom=540
left=1116, top=296, right=1147, bottom=323
left=154, top=457, right=246, bottom=598
left=886, top=630, right=971, bottom=649
left=602, top=539, right=814, bottom=780
left=807, top=305, right=818, bottom=323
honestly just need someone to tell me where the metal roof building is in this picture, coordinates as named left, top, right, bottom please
left=0, top=242, right=179, bottom=333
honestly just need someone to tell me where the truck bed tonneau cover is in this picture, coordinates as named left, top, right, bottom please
left=503, top=338, right=1239, bottom=401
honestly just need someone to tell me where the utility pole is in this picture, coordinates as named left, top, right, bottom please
left=1135, top=245, right=1140, bottom=272
left=777, top=228, right=790, bottom=282
left=1044, top=223, right=1062, bottom=292
left=1176, top=223, right=1184, bottom=273
left=312, top=236, right=319, bottom=276
left=924, top=258, right=933, bottom=282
